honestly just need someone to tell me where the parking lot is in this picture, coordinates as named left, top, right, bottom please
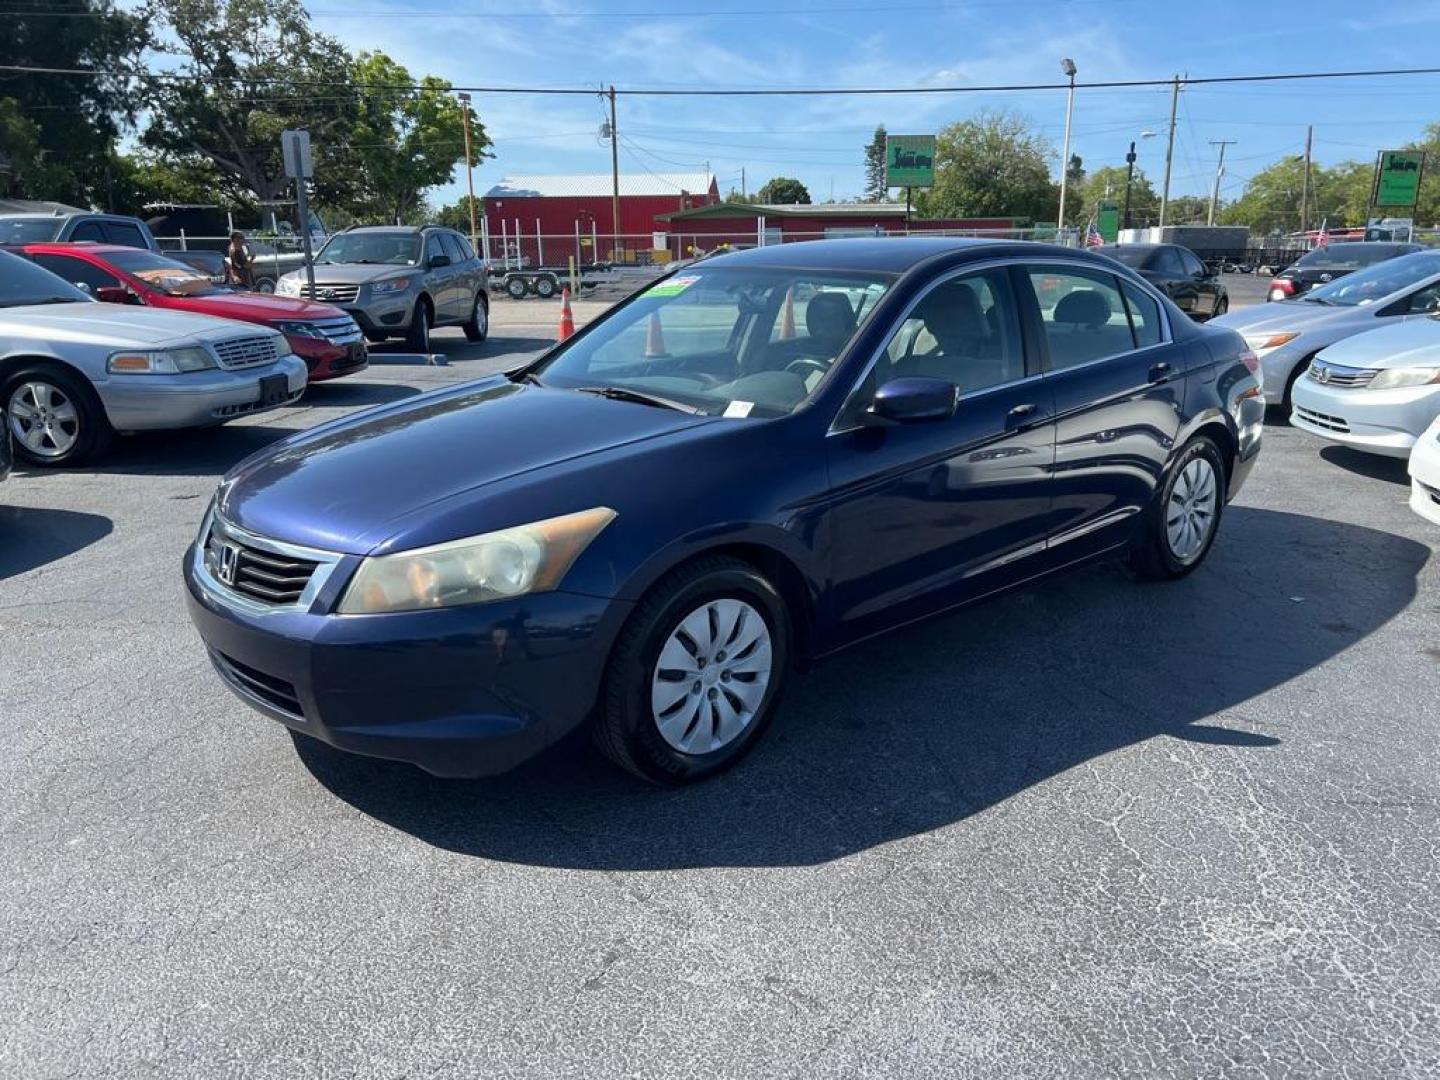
left=3, top=283, right=1438, bottom=1077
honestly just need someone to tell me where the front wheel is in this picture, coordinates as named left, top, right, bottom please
left=3, top=364, right=113, bottom=467
left=1212, top=295, right=1228, bottom=319
left=595, top=556, right=791, bottom=785
left=462, top=293, right=489, bottom=342
left=405, top=299, right=431, bottom=352
left=1126, top=436, right=1226, bottom=581
left=533, top=275, right=558, bottom=299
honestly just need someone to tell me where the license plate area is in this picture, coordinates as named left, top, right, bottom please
left=258, top=373, right=288, bottom=406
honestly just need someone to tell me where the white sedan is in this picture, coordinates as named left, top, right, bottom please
left=1409, top=414, right=1440, bottom=525
left=1290, top=317, right=1440, bottom=458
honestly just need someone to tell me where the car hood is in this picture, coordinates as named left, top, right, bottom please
left=172, top=292, right=348, bottom=323
left=219, top=376, right=715, bottom=554
left=1316, top=317, right=1440, bottom=369
left=283, top=263, right=419, bottom=285
left=0, top=301, right=285, bottom=348
left=1211, top=299, right=1367, bottom=337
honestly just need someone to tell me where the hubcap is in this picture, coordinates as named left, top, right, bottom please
left=417, top=308, right=429, bottom=349
left=650, top=598, right=772, bottom=755
left=475, top=298, right=487, bottom=334
left=8, top=381, right=79, bottom=458
left=1166, top=457, right=1218, bottom=560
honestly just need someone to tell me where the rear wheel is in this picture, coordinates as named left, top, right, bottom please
left=595, top=556, right=791, bottom=785
left=253, top=277, right=276, bottom=295
left=1126, top=436, right=1225, bottom=581
left=405, top=299, right=432, bottom=352
left=533, top=274, right=558, bottom=299
left=505, top=276, right=528, bottom=300
left=462, top=293, right=489, bottom=342
left=3, top=364, right=112, bottom=468
left=1212, top=295, right=1229, bottom=318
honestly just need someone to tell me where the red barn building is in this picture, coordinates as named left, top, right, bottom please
left=483, top=172, right=718, bottom=266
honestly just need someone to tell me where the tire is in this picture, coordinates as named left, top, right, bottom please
left=595, top=556, right=792, bottom=785
left=1126, top=436, right=1226, bottom=581
left=253, top=277, right=276, bottom=295
left=533, top=275, right=557, bottom=299
left=405, top=299, right=432, bottom=352
left=1212, top=296, right=1228, bottom=319
left=462, top=293, right=489, bottom=342
left=3, top=363, right=113, bottom=468
left=505, top=276, right=528, bottom=300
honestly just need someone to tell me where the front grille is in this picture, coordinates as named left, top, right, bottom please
left=1294, top=404, right=1350, bottom=433
left=213, top=335, right=282, bottom=370
left=210, top=649, right=303, bottom=720
left=205, top=526, right=320, bottom=605
left=210, top=387, right=304, bottom=418
left=303, top=283, right=361, bottom=303
left=311, top=316, right=363, bottom=344
left=1308, top=360, right=1378, bottom=388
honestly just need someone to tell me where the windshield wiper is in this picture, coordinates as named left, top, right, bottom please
left=22, top=297, right=83, bottom=306
left=1301, top=295, right=1335, bottom=305
left=571, top=385, right=704, bottom=415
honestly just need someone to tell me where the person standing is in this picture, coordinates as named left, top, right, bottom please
left=226, top=231, right=254, bottom=290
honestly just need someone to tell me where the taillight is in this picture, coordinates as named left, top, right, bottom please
left=1239, top=348, right=1261, bottom=375
left=1268, top=278, right=1296, bottom=302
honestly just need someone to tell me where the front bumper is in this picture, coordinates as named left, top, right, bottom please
left=183, top=544, right=630, bottom=777
left=1407, top=431, right=1440, bottom=526
left=99, top=356, right=308, bottom=431
left=1255, top=341, right=1311, bottom=403
left=1290, top=376, right=1440, bottom=458
left=339, top=295, right=417, bottom=336
left=290, top=336, right=369, bottom=382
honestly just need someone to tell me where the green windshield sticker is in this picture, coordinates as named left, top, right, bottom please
left=647, top=275, right=700, bottom=297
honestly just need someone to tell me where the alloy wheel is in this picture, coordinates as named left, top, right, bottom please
left=1166, top=457, right=1218, bottom=561
left=474, top=297, right=488, bottom=336
left=8, top=380, right=80, bottom=459
left=650, top=598, right=773, bottom=755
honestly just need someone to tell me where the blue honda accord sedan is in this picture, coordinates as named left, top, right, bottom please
left=185, top=239, right=1264, bottom=784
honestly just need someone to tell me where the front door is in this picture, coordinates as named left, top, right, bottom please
left=824, top=266, right=1056, bottom=645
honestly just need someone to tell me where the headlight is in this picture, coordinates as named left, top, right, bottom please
left=369, top=277, right=414, bottom=296
left=1243, top=332, right=1299, bottom=354
left=107, top=346, right=216, bottom=374
left=337, top=507, right=617, bottom=615
left=273, top=320, right=327, bottom=340
left=276, top=276, right=302, bottom=296
left=272, top=334, right=293, bottom=357
left=1369, top=366, right=1440, bottom=390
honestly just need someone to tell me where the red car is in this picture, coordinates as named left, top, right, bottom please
left=19, top=243, right=368, bottom=382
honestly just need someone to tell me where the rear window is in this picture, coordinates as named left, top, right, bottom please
left=1295, top=244, right=1405, bottom=271
left=0, top=218, right=63, bottom=243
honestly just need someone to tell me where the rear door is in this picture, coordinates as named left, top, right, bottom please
left=1020, top=264, right=1184, bottom=561
left=1177, top=247, right=1218, bottom=315
left=440, top=233, right=473, bottom=315
left=421, top=232, right=459, bottom=320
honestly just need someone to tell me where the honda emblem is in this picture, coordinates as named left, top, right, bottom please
left=217, top=542, right=239, bottom=586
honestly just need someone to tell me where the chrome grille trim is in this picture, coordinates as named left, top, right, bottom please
left=192, top=509, right=344, bottom=616
left=1308, top=359, right=1378, bottom=388
left=212, top=334, right=282, bottom=370
left=303, top=283, right=361, bottom=303
left=310, top=316, right=363, bottom=344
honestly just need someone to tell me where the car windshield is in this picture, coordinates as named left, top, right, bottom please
left=0, top=217, right=64, bottom=244
left=316, top=231, right=419, bottom=266
left=532, top=266, right=893, bottom=417
left=1302, top=252, right=1440, bottom=307
left=1096, top=246, right=1150, bottom=268
left=109, top=250, right=225, bottom=296
left=1295, top=244, right=1403, bottom=271
left=0, top=249, right=93, bottom=307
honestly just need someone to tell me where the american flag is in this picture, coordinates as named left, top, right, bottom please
left=1314, top=219, right=1330, bottom=249
left=1084, top=219, right=1104, bottom=248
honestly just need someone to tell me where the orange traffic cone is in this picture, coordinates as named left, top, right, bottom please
left=557, top=287, right=576, bottom=341
left=778, top=286, right=796, bottom=340
left=644, top=312, right=667, bottom=357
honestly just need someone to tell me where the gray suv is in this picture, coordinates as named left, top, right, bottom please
left=276, top=226, right=488, bottom=350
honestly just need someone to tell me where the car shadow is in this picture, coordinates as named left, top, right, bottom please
left=293, top=507, right=1428, bottom=871
left=0, top=505, right=113, bottom=581
left=302, top=382, right=422, bottom=408
left=1318, top=445, right=1410, bottom=486
left=95, top=424, right=293, bottom=477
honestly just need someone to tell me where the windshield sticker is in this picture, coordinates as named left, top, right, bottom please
left=646, top=275, right=700, bottom=297
left=723, top=400, right=754, bottom=418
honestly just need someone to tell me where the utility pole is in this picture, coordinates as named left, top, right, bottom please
left=456, top=92, right=479, bottom=255
left=1159, top=74, right=1181, bottom=229
left=1207, top=139, right=1236, bottom=226
left=740, top=166, right=746, bottom=201
left=1299, top=125, right=1313, bottom=235
left=607, top=85, right=620, bottom=260
left=1123, top=140, right=1138, bottom=234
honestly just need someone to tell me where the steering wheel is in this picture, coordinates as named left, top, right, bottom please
left=785, top=358, right=831, bottom=382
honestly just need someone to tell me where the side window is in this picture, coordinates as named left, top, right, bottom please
left=104, top=222, right=147, bottom=249
left=69, top=220, right=105, bottom=242
left=1406, top=282, right=1440, bottom=314
left=33, top=253, right=119, bottom=291
left=424, top=233, right=445, bottom=265
left=1179, top=249, right=1207, bottom=277
left=454, top=234, right=476, bottom=261
left=440, top=233, right=467, bottom=264
left=1153, top=247, right=1184, bottom=275
left=1027, top=268, right=1134, bottom=370
left=878, top=269, right=1025, bottom=395
left=1121, top=281, right=1163, bottom=348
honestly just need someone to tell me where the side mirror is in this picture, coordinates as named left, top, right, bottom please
left=428, top=254, right=451, bottom=269
left=73, top=281, right=94, bottom=296
left=868, top=377, right=958, bottom=424
left=95, top=285, right=136, bottom=305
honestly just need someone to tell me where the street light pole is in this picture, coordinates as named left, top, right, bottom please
left=456, top=92, right=479, bottom=256
left=1057, top=58, right=1077, bottom=235
left=1123, top=141, right=1137, bottom=236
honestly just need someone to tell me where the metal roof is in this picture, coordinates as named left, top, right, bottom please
left=485, top=172, right=715, bottom=199
left=658, top=201, right=918, bottom=222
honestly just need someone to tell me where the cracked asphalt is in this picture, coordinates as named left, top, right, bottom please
left=1, top=291, right=1438, bottom=1078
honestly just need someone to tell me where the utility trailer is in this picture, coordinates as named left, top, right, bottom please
left=489, top=262, right=614, bottom=300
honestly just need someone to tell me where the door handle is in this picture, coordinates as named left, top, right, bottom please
left=1147, top=362, right=1173, bottom=383
left=1006, top=402, right=1042, bottom=430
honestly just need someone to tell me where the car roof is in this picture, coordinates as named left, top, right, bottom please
left=1306, top=241, right=1420, bottom=255
left=700, top=237, right=1106, bottom=274
left=346, top=225, right=425, bottom=233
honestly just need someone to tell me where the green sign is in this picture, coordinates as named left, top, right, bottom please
left=886, top=134, right=936, bottom=188
left=1373, top=150, right=1425, bottom=208
left=1097, top=200, right=1119, bottom=243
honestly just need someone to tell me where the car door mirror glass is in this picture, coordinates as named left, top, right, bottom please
left=428, top=254, right=451, bottom=269
left=73, top=281, right=94, bottom=296
left=868, top=377, right=958, bottom=423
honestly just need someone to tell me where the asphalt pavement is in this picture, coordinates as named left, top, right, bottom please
left=1, top=291, right=1437, bottom=1078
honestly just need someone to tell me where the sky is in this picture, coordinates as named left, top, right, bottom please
left=298, top=0, right=1440, bottom=210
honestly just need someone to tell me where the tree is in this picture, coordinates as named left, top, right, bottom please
left=863, top=125, right=889, bottom=202
left=0, top=0, right=150, bottom=206
left=1080, top=164, right=1158, bottom=227
left=756, top=176, right=811, bottom=205
left=141, top=0, right=364, bottom=224
left=1220, top=156, right=1371, bottom=234
left=1165, top=194, right=1210, bottom=224
left=342, top=52, right=490, bottom=224
left=914, top=109, right=1058, bottom=222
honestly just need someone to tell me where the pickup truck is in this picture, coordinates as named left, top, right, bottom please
left=0, top=211, right=228, bottom=283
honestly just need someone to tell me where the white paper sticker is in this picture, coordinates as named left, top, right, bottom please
left=723, top=400, right=754, bottom=418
